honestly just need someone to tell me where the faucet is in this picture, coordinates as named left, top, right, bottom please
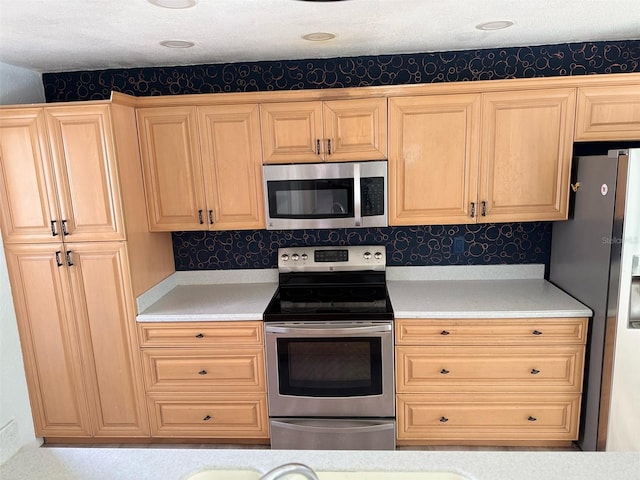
left=259, top=462, right=320, bottom=480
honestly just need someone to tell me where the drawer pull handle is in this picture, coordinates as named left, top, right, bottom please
left=440, top=368, right=450, bottom=375
left=198, top=370, right=208, bottom=375
left=203, top=415, right=212, bottom=421
left=439, top=416, right=449, bottom=423
left=195, top=333, right=205, bottom=338
left=440, top=330, right=450, bottom=336
left=527, top=416, right=537, bottom=422
left=532, top=330, right=543, bottom=336
left=530, top=368, right=541, bottom=375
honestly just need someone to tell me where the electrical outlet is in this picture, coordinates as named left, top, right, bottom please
left=453, top=236, right=465, bottom=254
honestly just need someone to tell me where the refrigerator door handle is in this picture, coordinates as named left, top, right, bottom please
left=630, top=255, right=640, bottom=329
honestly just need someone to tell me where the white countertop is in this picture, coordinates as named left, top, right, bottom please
left=1, top=445, right=639, bottom=480
left=136, top=265, right=591, bottom=322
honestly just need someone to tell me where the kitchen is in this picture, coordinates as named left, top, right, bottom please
left=1, top=1, right=640, bottom=478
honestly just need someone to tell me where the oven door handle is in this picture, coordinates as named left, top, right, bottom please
left=265, top=324, right=392, bottom=335
left=270, top=419, right=394, bottom=434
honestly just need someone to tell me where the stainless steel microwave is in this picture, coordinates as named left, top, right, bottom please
left=263, top=161, right=388, bottom=230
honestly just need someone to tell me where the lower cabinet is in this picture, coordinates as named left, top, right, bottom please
left=137, top=321, right=269, bottom=440
left=395, top=317, right=588, bottom=446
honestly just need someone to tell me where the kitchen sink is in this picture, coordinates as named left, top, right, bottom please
left=182, top=470, right=261, bottom=480
left=182, top=468, right=471, bottom=480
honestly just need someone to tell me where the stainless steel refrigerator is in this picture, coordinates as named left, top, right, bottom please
left=549, top=147, right=640, bottom=451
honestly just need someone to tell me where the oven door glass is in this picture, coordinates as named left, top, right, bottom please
left=276, top=337, right=382, bottom=397
left=266, top=178, right=354, bottom=219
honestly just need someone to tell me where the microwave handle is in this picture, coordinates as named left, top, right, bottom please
left=354, top=162, right=362, bottom=227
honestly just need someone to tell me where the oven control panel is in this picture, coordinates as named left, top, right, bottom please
left=278, top=245, right=386, bottom=272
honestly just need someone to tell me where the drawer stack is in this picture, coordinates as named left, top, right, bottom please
left=395, top=317, right=588, bottom=446
left=138, top=321, right=269, bottom=440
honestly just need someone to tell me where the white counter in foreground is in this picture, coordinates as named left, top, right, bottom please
left=1, top=446, right=638, bottom=480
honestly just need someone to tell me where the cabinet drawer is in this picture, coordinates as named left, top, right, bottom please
left=395, top=318, right=588, bottom=345
left=396, top=345, right=584, bottom=393
left=147, top=394, right=269, bottom=438
left=138, top=321, right=263, bottom=347
left=397, top=393, right=580, bottom=441
left=142, top=348, right=265, bottom=392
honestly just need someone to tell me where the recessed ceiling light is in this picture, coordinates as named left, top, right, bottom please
left=475, top=20, right=514, bottom=31
left=302, top=32, right=336, bottom=42
left=159, top=40, right=195, bottom=48
left=148, top=0, right=197, bottom=9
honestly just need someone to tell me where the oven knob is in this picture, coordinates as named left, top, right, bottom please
left=374, top=251, right=383, bottom=260
left=281, top=254, right=289, bottom=262
left=292, top=254, right=300, bottom=261
left=363, top=251, right=372, bottom=260
left=301, top=253, right=308, bottom=261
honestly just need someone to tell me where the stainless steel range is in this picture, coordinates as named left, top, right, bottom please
left=263, top=245, right=395, bottom=450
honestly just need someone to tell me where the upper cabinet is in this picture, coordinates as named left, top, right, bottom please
left=0, top=105, right=125, bottom=244
left=389, top=88, right=575, bottom=226
left=137, top=104, right=265, bottom=232
left=574, top=85, right=640, bottom=141
left=260, top=97, right=387, bottom=163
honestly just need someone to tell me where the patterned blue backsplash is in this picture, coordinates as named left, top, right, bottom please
left=41, top=40, right=638, bottom=270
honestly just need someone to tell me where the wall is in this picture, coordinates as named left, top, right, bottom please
left=0, top=62, right=44, bottom=463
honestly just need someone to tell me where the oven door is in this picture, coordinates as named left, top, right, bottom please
left=264, top=321, right=394, bottom=418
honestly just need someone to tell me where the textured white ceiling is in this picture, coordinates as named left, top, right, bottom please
left=0, top=0, right=639, bottom=73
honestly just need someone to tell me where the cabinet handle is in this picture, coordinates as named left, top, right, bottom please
left=530, top=368, right=540, bottom=375
left=55, top=251, right=63, bottom=267
left=50, top=220, right=58, bottom=237
left=527, top=416, right=537, bottom=422
left=65, top=251, right=74, bottom=267
left=203, top=415, right=212, bottom=421
left=198, top=369, right=207, bottom=375
left=470, top=202, right=476, bottom=218
left=532, top=330, right=543, bottom=336
left=327, top=138, right=332, bottom=155
left=61, top=219, right=69, bottom=236
left=208, top=210, right=213, bottom=225
left=316, top=139, right=321, bottom=155
left=195, top=333, right=205, bottom=338
left=481, top=201, right=486, bottom=217
left=198, top=210, right=204, bottom=225
left=440, top=368, right=450, bottom=375
left=440, top=330, right=450, bottom=336
left=439, top=416, right=449, bottom=423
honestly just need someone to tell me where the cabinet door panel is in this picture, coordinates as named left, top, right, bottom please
left=137, top=107, right=206, bottom=230
left=388, top=95, right=480, bottom=225
left=0, top=109, right=60, bottom=243
left=198, top=105, right=265, bottom=230
left=4, top=243, right=91, bottom=437
left=67, top=242, right=149, bottom=436
left=575, top=85, right=640, bottom=140
left=480, top=89, right=575, bottom=222
left=45, top=106, right=125, bottom=241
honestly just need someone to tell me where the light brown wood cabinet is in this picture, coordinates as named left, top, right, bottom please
left=138, top=321, right=269, bottom=440
left=260, top=97, right=387, bottom=163
left=137, top=104, right=265, bottom=231
left=575, top=85, right=640, bottom=141
left=389, top=88, right=575, bottom=225
left=395, top=317, right=588, bottom=446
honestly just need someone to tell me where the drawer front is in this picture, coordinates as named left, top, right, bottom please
left=143, top=348, right=265, bottom=392
left=397, top=393, right=580, bottom=441
left=138, top=321, right=263, bottom=347
left=396, top=345, right=585, bottom=393
left=395, top=318, right=588, bottom=345
left=148, top=394, right=269, bottom=438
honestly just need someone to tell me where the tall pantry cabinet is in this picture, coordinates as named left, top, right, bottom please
left=0, top=95, right=175, bottom=439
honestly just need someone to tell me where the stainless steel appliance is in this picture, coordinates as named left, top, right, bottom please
left=549, top=147, right=640, bottom=451
left=262, top=161, right=388, bottom=230
left=263, top=245, right=395, bottom=450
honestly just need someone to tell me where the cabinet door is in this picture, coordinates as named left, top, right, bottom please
left=323, top=97, right=387, bottom=161
left=260, top=101, right=324, bottom=163
left=388, top=94, right=480, bottom=225
left=198, top=105, right=265, bottom=230
left=45, top=105, right=125, bottom=241
left=137, top=107, right=206, bottom=231
left=66, top=242, right=149, bottom=436
left=3, top=243, right=92, bottom=437
left=0, top=109, right=61, bottom=243
left=575, top=85, right=640, bottom=141
left=479, top=89, right=575, bottom=222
